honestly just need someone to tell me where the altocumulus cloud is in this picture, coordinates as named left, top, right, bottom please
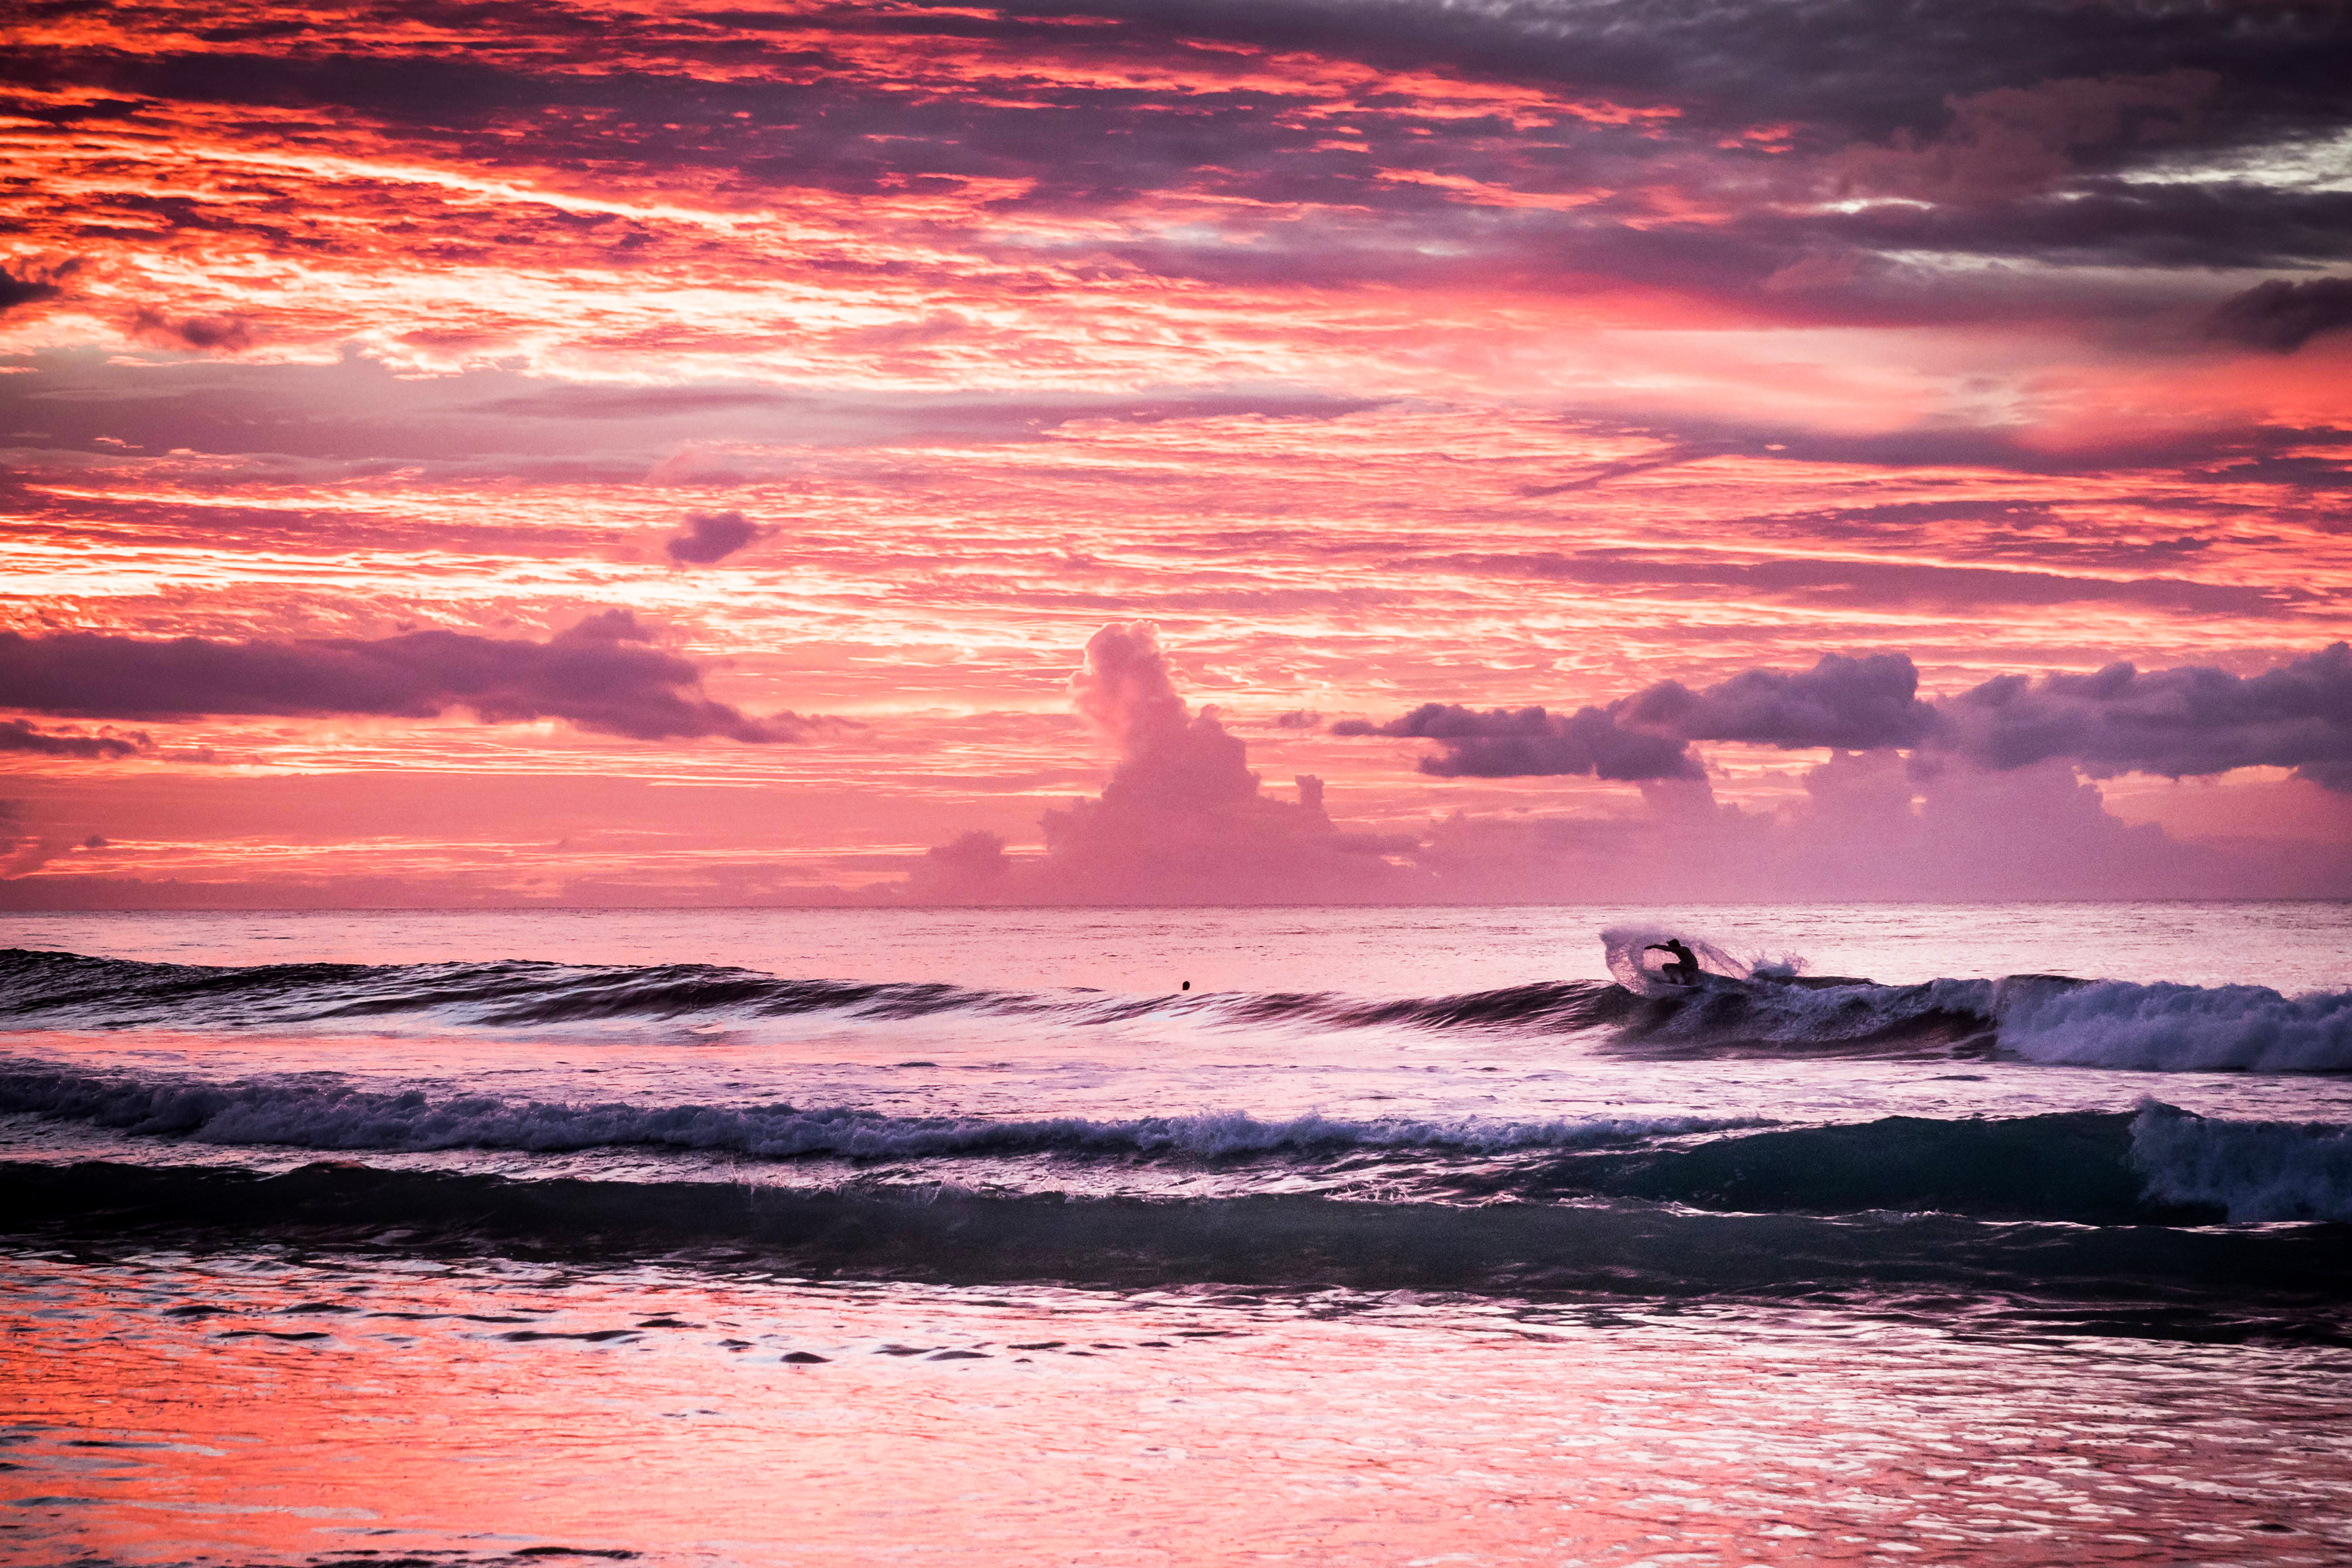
left=0, top=610, right=810, bottom=743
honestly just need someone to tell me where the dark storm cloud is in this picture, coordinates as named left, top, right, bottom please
left=0, top=610, right=805, bottom=742
left=0, top=719, right=149, bottom=759
left=1940, top=642, right=2352, bottom=790
left=2207, top=277, right=2352, bottom=354
left=665, top=509, right=764, bottom=565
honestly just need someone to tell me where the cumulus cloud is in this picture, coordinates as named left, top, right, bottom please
left=916, top=623, right=1407, bottom=903
left=1336, top=652, right=1932, bottom=780
left=2207, top=276, right=2352, bottom=353
left=664, top=509, right=765, bottom=565
left=1348, top=642, right=2352, bottom=794
left=1939, top=642, right=2352, bottom=790
left=0, top=720, right=150, bottom=759
left=1336, top=702, right=1702, bottom=781
left=909, top=630, right=2352, bottom=904
left=1407, top=749, right=2262, bottom=902
left=1623, top=652, right=1934, bottom=750
left=0, top=610, right=808, bottom=743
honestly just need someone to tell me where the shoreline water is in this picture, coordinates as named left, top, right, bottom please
left=6, top=904, right=2352, bottom=1564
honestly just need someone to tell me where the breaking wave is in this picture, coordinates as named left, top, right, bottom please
left=5, top=1063, right=2348, bottom=1225
left=2000, top=979, right=2352, bottom=1072
left=4, top=945, right=2350, bottom=1070
left=2130, top=1101, right=2352, bottom=1222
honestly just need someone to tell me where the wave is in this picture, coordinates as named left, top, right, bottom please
left=2129, top=1102, right=2352, bottom=1222
left=5, top=946, right=2350, bottom=1071
left=1998, top=979, right=2352, bottom=1072
left=1533, top=1103, right=2352, bottom=1224
left=0, top=1065, right=1765, bottom=1160
left=7, top=1063, right=2348, bottom=1227
left=4, top=1157, right=2345, bottom=1337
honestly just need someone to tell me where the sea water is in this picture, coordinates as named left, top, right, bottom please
left=3, top=903, right=2350, bottom=1566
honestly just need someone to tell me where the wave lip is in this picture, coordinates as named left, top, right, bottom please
left=0, top=1065, right=1769, bottom=1160
left=2130, top=1101, right=2352, bottom=1221
left=1999, top=979, right=2352, bottom=1072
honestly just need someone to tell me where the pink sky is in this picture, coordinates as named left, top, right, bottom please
left=4, top=0, right=2352, bottom=904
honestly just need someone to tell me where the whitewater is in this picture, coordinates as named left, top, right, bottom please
left=6, top=902, right=2352, bottom=1567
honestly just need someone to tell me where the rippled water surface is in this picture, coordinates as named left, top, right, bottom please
left=4, top=903, right=2350, bottom=1566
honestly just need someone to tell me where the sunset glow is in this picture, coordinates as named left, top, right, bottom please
left=7, top=0, right=2352, bottom=904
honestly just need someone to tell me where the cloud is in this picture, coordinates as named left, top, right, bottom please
left=665, top=509, right=765, bottom=565
left=0, top=610, right=808, bottom=743
left=1348, top=642, right=2352, bottom=794
left=0, top=720, right=150, bottom=759
left=1336, top=702, right=1702, bottom=781
left=1939, top=642, right=2352, bottom=790
left=1832, top=73, right=2214, bottom=204
left=2207, top=276, right=2352, bottom=353
left=0, top=800, right=112, bottom=881
left=130, top=308, right=256, bottom=352
left=1405, top=751, right=2234, bottom=902
left=1620, top=652, right=1937, bottom=750
left=1337, top=652, right=1932, bottom=779
left=916, top=622, right=1408, bottom=903
left=0, top=265, right=62, bottom=315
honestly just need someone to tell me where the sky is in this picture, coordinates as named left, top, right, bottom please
left=4, top=0, right=2352, bottom=907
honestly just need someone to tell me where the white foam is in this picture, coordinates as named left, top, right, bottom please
left=2129, top=1103, right=2352, bottom=1222
left=1999, top=981, right=2352, bottom=1072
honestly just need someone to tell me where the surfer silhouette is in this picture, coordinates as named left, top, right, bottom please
left=1645, top=939, right=1702, bottom=987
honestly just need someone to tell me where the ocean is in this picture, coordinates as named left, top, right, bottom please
left=4, top=903, right=2350, bottom=1566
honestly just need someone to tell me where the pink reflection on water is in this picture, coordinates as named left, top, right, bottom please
left=5, top=1253, right=2349, bottom=1565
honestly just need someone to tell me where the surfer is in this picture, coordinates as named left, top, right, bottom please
left=1644, top=938, right=1702, bottom=987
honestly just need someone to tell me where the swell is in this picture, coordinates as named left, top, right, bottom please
left=1533, top=1104, right=2352, bottom=1224
left=0, top=1064, right=1760, bottom=1160
left=7, top=1064, right=2348, bottom=1225
left=4, top=1159, right=2346, bottom=1337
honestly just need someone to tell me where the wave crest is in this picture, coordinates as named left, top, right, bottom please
left=0, top=1066, right=1765, bottom=1159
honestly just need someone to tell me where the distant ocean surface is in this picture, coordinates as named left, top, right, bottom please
left=6, top=903, right=2351, bottom=1566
